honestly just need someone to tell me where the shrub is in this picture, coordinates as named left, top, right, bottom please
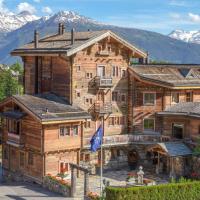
left=106, top=181, right=200, bottom=200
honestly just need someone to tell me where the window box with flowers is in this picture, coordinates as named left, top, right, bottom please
left=43, top=174, right=71, bottom=197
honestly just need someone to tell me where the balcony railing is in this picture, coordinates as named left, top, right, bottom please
left=7, top=132, right=23, bottom=146
left=83, top=134, right=161, bottom=148
left=95, top=76, right=113, bottom=88
left=94, top=102, right=112, bottom=115
left=98, top=50, right=110, bottom=56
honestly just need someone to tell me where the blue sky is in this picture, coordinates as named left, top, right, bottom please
left=1, top=0, right=200, bottom=34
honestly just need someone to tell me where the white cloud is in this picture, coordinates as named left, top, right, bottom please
left=0, top=0, right=9, bottom=12
left=17, top=2, right=36, bottom=14
left=42, top=6, right=52, bottom=14
left=169, top=0, right=187, bottom=7
left=170, top=13, right=181, bottom=20
left=188, top=13, right=200, bottom=23
left=33, top=0, right=41, bottom=3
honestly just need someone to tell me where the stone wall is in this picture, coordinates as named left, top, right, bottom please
left=43, top=176, right=71, bottom=197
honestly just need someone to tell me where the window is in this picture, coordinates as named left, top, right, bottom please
left=76, top=65, right=81, bottom=72
left=143, top=118, right=155, bottom=131
left=112, top=66, right=119, bottom=77
left=60, top=126, right=70, bottom=136
left=86, top=73, right=93, bottom=79
left=85, top=98, right=93, bottom=104
left=72, top=125, right=79, bottom=136
left=84, top=121, right=91, bottom=129
left=121, top=70, right=126, bottom=78
left=109, top=117, right=115, bottom=126
left=85, top=154, right=90, bottom=162
left=143, top=93, right=156, bottom=105
left=172, top=93, right=179, bottom=103
left=198, top=125, right=200, bottom=135
left=121, top=94, right=126, bottom=102
left=3, top=148, right=8, bottom=160
left=28, top=152, right=34, bottom=165
left=76, top=92, right=81, bottom=98
left=20, top=152, right=25, bottom=167
left=186, top=92, right=193, bottom=102
left=172, top=123, right=183, bottom=139
left=8, top=119, right=20, bottom=135
left=60, top=162, right=69, bottom=173
left=108, top=116, right=126, bottom=126
left=112, top=92, right=118, bottom=101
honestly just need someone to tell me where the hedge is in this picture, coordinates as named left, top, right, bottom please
left=105, top=181, right=200, bottom=200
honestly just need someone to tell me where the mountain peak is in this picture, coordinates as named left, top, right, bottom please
left=169, top=29, right=200, bottom=44
left=0, top=12, right=40, bottom=33
left=17, top=11, right=32, bottom=16
left=50, top=10, right=99, bottom=24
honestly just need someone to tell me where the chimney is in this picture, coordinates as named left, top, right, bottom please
left=145, top=52, right=150, bottom=64
left=58, top=23, right=63, bottom=35
left=34, top=30, right=39, bottom=48
left=62, top=24, right=65, bottom=34
left=71, top=28, right=75, bottom=45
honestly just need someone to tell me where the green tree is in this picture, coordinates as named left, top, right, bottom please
left=0, top=63, right=23, bottom=101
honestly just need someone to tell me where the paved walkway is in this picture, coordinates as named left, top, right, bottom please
left=75, top=167, right=170, bottom=197
left=0, top=162, right=169, bottom=199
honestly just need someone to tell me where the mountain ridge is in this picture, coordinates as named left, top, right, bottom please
left=1, top=10, right=200, bottom=64
left=169, top=29, right=200, bottom=44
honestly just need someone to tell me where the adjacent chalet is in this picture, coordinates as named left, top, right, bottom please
left=1, top=24, right=200, bottom=182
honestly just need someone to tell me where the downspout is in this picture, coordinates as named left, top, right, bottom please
left=41, top=126, right=45, bottom=180
left=70, top=56, right=74, bottom=105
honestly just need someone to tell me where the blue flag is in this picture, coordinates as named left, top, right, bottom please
left=90, top=125, right=103, bottom=152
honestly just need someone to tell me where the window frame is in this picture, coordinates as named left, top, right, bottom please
left=186, top=92, right=193, bottom=102
left=19, top=151, right=25, bottom=168
left=171, top=92, right=179, bottom=104
left=143, top=118, right=155, bottom=132
left=28, top=152, right=34, bottom=166
left=143, top=92, right=156, bottom=106
left=59, top=125, right=71, bottom=137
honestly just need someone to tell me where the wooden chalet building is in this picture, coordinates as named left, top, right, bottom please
left=0, top=24, right=148, bottom=182
left=1, top=23, right=200, bottom=182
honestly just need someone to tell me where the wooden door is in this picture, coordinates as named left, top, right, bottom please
left=97, top=66, right=105, bottom=77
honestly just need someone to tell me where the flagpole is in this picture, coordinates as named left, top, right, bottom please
left=100, top=116, right=104, bottom=196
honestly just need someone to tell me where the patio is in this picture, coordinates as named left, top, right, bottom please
left=75, top=167, right=170, bottom=197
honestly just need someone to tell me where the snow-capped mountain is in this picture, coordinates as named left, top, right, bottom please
left=49, top=11, right=100, bottom=24
left=0, top=11, right=40, bottom=33
left=169, top=30, right=200, bottom=44
left=2, top=10, right=200, bottom=64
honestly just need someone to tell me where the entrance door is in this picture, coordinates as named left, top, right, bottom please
left=97, top=66, right=105, bottom=77
left=172, top=124, right=184, bottom=139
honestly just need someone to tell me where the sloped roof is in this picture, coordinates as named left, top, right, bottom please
left=1, top=93, right=90, bottom=123
left=129, top=65, right=200, bottom=88
left=157, top=102, right=200, bottom=118
left=1, top=111, right=26, bottom=120
left=11, top=30, right=147, bottom=57
left=150, top=142, right=192, bottom=157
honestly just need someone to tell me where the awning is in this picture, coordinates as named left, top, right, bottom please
left=1, top=111, right=26, bottom=120
left=148, top=142, right=193, bottom=157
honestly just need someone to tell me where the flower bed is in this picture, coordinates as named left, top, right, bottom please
left=43, top=174, right=71, bottom=197
left=87, top=192, right=100, bottom=200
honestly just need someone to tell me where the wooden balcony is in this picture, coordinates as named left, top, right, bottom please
left=83, top=134, right=161, bottom=148
left=7, top=132, right=24, bottom=147
left=95, top=76, right=113, bottom=88
left=98, top=50, right=110, bottom=56
left=94, top=102, right=112, bottom=115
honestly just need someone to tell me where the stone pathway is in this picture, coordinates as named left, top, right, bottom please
left=75, top=167, right=170, bottom=197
